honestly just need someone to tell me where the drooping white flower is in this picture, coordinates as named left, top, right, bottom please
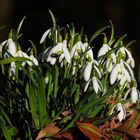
left=92, top=76, right=102, bottom=93
left=46, top=40, right=71, bottom=65
left=70, top=41, right=85, bottom=59
left=3, top=39, right=17, bottom=58
left=83, top=60, right=100, bottom=82
left=116, top=46, right=135, bottom=68
left=84, top=76, right=102, bottom=93
left=110, top=60, right=131, bottom=85
left=83, top=62, right=92, bottom=81
left=125, top=49, right=135, bottom=68
left=110, top=103, right=126, bottom=122
left=83, top=42, right=94, bottom=60
left=97, top=44, right=110, bottom=58
left=110, top=63, right=122, bottom=85
left=7, top=39, right=17, bottom=56
left=124, top=87, right=140, bottom=103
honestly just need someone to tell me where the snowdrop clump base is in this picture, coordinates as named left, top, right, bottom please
left=0, top=11, right=139, bottom=139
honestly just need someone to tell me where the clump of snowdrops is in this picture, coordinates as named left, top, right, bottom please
left=0, top=11, right=139, bottom=139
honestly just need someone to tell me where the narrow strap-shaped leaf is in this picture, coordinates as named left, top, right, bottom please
left=0, top=57, right=31, bottom=65
left=17, top=16, right=26, bottom=35
left=38, top=73, right=48, bottom=127
left=89, top=26, right=110, bottom=44
left=53, top=65, right=59, bottom=98
left=0, top=119, right=12, bottom=140
left=108, top=20, right=114, bottom=46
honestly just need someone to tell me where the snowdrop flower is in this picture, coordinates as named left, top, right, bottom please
left=110, top=63, right=122, bottom=85
left=116, top=46, right=135, bottom=68
left=83, top=60, right=100, bottom=81
left=125, top=49, right=135, bottom=68
left=110, top=103, right=126, bottom=122
left=83, top=62, right=92, bottom=81
left=124, top=86, right=140, bottom=103
left=46, top=39, right=71, bottom=65
left=70, top=41, right=85, bottom=59
left=84, top=76, right=102, bottom=93
left=3, top=39, right=17, bottom=58
left=7, top=39, right=17, bottom=56
left=98, top=44, right=116, bottom=64
left=110, top=60, right=131, bottom=85
left=98, top=43, right=110, bottom=58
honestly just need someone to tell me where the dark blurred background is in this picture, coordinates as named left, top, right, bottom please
left=0, top=0, right=140, bottom=76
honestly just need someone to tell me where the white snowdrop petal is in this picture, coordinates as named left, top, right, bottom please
left=84, top=80, right=91, bottom=92
left=94, top=65, right=101, bottom=79
left=131, top=87, right=138, bottom=103
left=29, top=55, right=38, bottom=66
left=106, top=59, right=113, bottom=72
left=8, top=39, right=16, bottom=56
left=110, top=64, right=119, bottom=85
left=50, top=58, right=56, bottom=65
left=97, top=78, right=102, bottom=91
left=70, top=42, right=78, bottom=58
left=119, top=75, right=127, bottom=86
left=123, top=68, right=131, bottom=82
left=116, top=103, right=126, bottom=121
left=111, top=53, right=116, bottom=63
left=97, top=44, right=110, bottom=58
left=59, top=54, right=65, bottom=63
left=86, top=49, right=94, bottom=60
left=0, top=40, right=7, bottom=52
left=124, top=89, right=131, bottom=100
left=125, top=49, right=135, bottom=68
left=40, top=29, right=51, bottom=44
left=84, top=62, right=92, bottom=81
left=123, top=61, right=134, bottom=78
left=92, top=77, right=99, bottom=93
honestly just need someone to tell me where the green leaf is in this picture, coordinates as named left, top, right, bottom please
left=0, top=57, right=31, bottom=65
left=79, top=96, right=107, bottom=115
left=53, top=65, right=59, bottom=98
left=88, top=104, right=104, bottom=118
left=125, top=40, right=136, bottom=48
left=89, top=26, right=110, bottom=44
left=38, top=72, right=48, bottom=127
left=28, top=40, right=37, bottom=57
left=113, top=34, right=127, bottom=48
left=0, top=107, right=12, bottom=126
left=108, top=20, right=114, bottom=46
left=0, top=119, right=12, bottom=140
left=49, top=10, right=56, bottom=29
left=17, top=16, right=26, bottom=35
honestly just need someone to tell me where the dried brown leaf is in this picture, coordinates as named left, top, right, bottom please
left=36, top=123, right=60, bottom=140
left=77, top=121, right=102, bottom=140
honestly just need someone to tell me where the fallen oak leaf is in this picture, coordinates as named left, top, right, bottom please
left=76, top=121, right=102, bottom=140
left=35, top=123, right=60, bottom=140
